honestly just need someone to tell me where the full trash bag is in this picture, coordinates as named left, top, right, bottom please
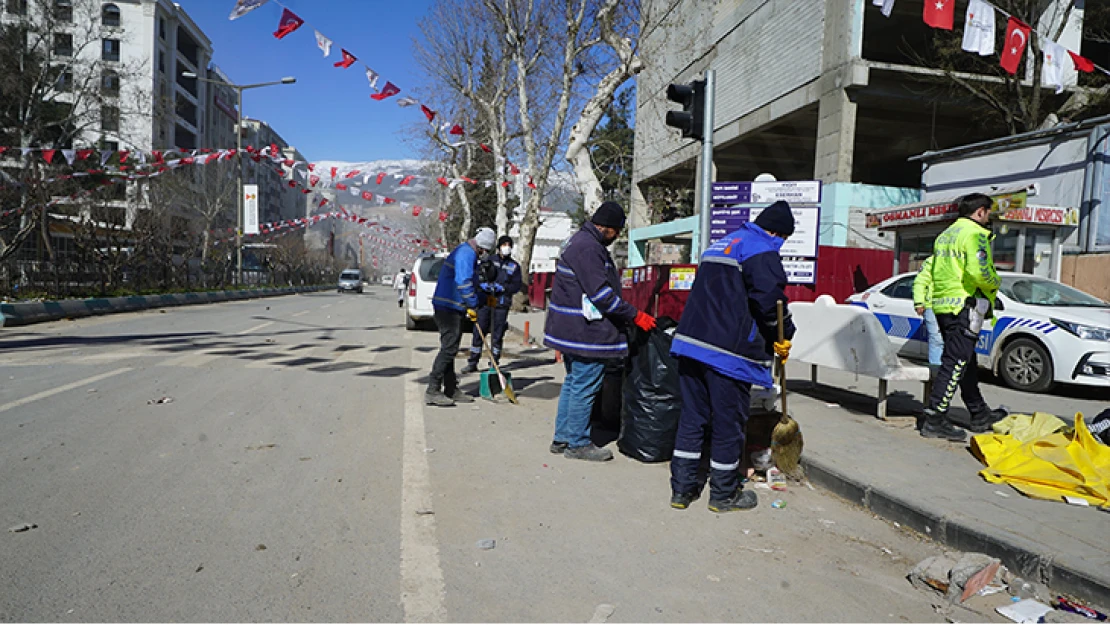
left=618, top=317, right=681, bottom=463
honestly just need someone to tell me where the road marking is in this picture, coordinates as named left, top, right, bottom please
left=321, top=304, right=331, bottom=309
left=0, top=367, right=132, bottom=414
left=158, top=351, right=221, bottom=369
left=400, top=356, right=446, bottom=622
left=292, top=310, right=310, bottom=318
left=237, top=321, right=275, bottom=335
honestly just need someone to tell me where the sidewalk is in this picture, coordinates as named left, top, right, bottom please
left=506, top=312, right=1110, bottom=609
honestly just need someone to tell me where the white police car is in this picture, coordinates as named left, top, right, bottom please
left=846, top=272, right=1110, bottom=393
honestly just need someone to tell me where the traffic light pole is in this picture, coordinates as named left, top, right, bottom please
left=697, top=69, right=716, bottom=256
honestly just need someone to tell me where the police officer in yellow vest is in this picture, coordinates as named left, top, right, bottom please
left=920, top=193, right=1007, bottom=441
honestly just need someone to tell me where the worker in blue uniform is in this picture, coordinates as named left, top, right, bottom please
left=464, top=235, right=524, bottom=373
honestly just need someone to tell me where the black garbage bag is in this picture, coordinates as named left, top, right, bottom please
left=618, top=317, right=682, bottom=463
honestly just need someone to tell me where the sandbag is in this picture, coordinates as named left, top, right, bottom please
left=618, top=317, right=681, bottom=463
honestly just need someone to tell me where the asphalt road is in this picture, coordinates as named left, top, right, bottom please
left=1, top=289, right=1003, bottom=622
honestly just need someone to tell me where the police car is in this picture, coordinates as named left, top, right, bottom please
left=846, top=272, right=1110, bottom=393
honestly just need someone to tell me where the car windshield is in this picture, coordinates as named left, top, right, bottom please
left=340, top=271, right=359, bottom=280
left=1000, top=276, right=1108, bottom=308
left=418, top=257, right=443, bottom=282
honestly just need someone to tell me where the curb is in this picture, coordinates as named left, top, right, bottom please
left=0, top=286, right=330, bottom=328
left=802, top=454, right=1110, bottom=609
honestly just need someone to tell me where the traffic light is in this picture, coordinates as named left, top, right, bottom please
left=665, top=80, right=706, bottom=141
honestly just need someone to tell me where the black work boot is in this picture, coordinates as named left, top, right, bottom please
left=549, top=441, right=568, bottom=454
left=564, top=443, right=613, bottom=462
left=448, top=389, right=475, bottom=404
left=969, top=408, right=1009, bottom=434
left=461, top=363, right=479, bottom=375
left=708, top=488, right=758, bottom=513
left=670, top=491, right=701, bottom=510
left=424, top=389, right=455, bottom=407
left=920, top=408, right=967, bottom=442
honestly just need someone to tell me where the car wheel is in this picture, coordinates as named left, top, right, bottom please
left=405, top=314, right=416, bottom=331
left=999, top=337, right=1055, bottom=393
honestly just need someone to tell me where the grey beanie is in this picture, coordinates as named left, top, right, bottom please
left=474, top=227, right=497, bottom=251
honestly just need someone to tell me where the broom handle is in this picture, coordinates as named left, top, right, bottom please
left=776, top=300, right=788, bottom=425
left=474, top=319, right=507, bottom=388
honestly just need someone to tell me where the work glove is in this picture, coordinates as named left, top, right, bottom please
left=493, top=283, right=505, bottom=293
left=774, top=339, right=792, bottom=363
left=467, top=308, right=478, bottom=322
left=633, top=310, right=656, bottom=332
left=479, top=282, right=494, bottom=292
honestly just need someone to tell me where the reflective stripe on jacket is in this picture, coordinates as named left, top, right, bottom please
left=930, top=217, right=999, bottom=314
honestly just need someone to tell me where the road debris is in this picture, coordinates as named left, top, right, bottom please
left=706, top=575, right=721, bottom=582
left=195, top=565, right=204, bottom=573
left=86, top=388, right=97, bottom=394
left=255, top=544, right=267, bottom=551
left=588, top=603, right=615, bottom=623
left=771, top=500, right=786, bottom=509
left=997, top=599, right=1053, bottom=624
left=415, top=509, right=435, bottom=516
left=1053, top=597, right=1108, bottom=621
left=245, top=444, right=277, bottom=451
left=148, top=396, right=173, bottom=405
left=8, top=523, right=37, bottom=533
left=957, top=559, right=1000, bottom=603
left=476, top=539, right=496, bottom=550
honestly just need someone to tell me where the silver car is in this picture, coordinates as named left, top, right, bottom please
left=337, top=269, right=363, bottom=294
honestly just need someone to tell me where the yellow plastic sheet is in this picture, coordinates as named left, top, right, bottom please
left=990, top=411, right=1068, bottom=442
left=971, top=414, right=1110, bottom=507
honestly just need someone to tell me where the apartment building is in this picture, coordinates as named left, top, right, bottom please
left=241, top=117, right=307, bottom=225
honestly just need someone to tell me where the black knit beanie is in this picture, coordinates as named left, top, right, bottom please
left=753, top=201, right=795, bottom=237
left=591, top=201, right=626, bottom=229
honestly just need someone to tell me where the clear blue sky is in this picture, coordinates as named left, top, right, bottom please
left=178, top=0, right=434, bottom=163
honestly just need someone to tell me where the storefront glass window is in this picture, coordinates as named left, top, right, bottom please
left=1096, top=133, right=1110, bottom=249
left=992, top=229, right=1018, bottom=272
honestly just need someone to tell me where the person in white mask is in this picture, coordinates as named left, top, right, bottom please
left=463, top=235, right=523, bottom=373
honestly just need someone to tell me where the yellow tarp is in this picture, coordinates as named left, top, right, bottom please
left=971, top=413, right=1110, bottom=507
left=990, top=411, right=1068, bottom=441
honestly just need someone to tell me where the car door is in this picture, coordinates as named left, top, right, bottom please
left=870, top=275, right=926, bottom=358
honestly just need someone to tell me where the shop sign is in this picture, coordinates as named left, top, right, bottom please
left=991, top=191, right=1027, bottom=213
left=997, top=206, right=1079, bottom=226
left=867, top=202, right=958, bottom=228
left=668, top=267, right=696, bottom=291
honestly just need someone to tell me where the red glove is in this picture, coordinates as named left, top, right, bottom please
left=633, top=310, right=657, bottom=331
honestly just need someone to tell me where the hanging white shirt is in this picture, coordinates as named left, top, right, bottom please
left=961, top=0, right=996, bottom=56
left=1042, top=39, right=1068, bottom=94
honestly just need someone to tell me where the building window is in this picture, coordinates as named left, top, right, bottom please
left=53, top=0, right=72, bottom=22
left=101, top=69, right=119, bottom=96
left=159, top=17, right=166, bottom=39
left=102, top=3, right=120, bottom=27
left=54, top=32, right=73, bottom=57
left=101, top=105, right=119, bottom=132
left=6, top=0, right=27, bottom=15
left=54, top=68, right=73, bottom=92
left=102, top=38, right=120, bottom=62
left=157, top=49, right=164, bottom=73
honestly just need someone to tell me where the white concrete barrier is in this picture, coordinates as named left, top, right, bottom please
left=789, top=295, right=930, bottom=419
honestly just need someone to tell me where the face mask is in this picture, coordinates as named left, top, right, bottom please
left=500, top=246, right=512, bottom=256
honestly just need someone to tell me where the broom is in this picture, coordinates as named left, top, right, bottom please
left=474, top=310, right=519, bottom=405
left=771, top=300, right=803, bottom=479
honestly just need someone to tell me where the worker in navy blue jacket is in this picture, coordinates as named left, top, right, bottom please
left=669, top=201, right=797, bottom=513
left=464, top=235, right=524, bottom=373
left=544, top=202, right=656, bottom=462
left=426, top=227, right=497, bottom=407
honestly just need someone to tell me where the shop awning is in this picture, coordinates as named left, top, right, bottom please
left=865, top=184, right=1043, bottom=230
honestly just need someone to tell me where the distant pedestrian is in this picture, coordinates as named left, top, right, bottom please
left=669, top=201, right=796, bottom=513
left=544, top=202, right=656, bottom=462
left=921, top=193, right=1007, bottom=441
left=913, top=256, right=944, bottom=376
left=464, top=235, right=523, bottom=373
left=393, top=268, right=409, bottom=308
left=426, top=227, right=497, bottom=407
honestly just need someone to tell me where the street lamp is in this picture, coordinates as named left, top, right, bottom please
left=181, top=71, right=296, bottom=285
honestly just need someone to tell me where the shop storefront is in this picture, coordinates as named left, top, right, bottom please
left=865, top=187, right=1078, bottom=281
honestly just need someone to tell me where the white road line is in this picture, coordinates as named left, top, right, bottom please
left=320, top=304, right=331, bottom=309
left=0, top=367, right=132, bottom=414
left=292, top=310, right=310, bottom=318
left=157, top=351, right=221, bottom=369
left=400, top=356, right=446, bottom=623
left=237, top=321, right=275, bottom=335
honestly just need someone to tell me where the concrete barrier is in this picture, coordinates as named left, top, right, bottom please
left=790, top=294, right=930, bottom=419
left=0, top=286, right=328, bottom=328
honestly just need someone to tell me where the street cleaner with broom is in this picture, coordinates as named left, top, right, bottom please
left=668, top=201, right=796, bottom=513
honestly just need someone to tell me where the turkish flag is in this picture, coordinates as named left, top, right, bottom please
left=42, top=149, right=56, bottom=164
left=448, top=124, right=464, bottom=136
left=420, top=104, right=436, bottom=122
left=370, top=82, right=400, bottom=101
left=309, top=175, right=320, bottom=187
left=334, top=49, right=356, bottom=68
left=383, top=197, right=395, bottom=204
left=1000, top=18, right=1031, bottom=75
left=436, top=177, right=449, bottom=187
left=438, top=210, right=449, bottom=222
left=376, top=172, right=386, bottom=185
left=361, top=191, right=373, bottom=201
left=1069, top=50, right=1095, bottom=73
left=337, top=183, right=348, bottom=191
left=400, top=175, right=415, bottom=186
left=923, top=0, right=955, bottom=30
left=273, top=8, right=304, bottom=39
left=413, top=206, right=423, bottom=217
